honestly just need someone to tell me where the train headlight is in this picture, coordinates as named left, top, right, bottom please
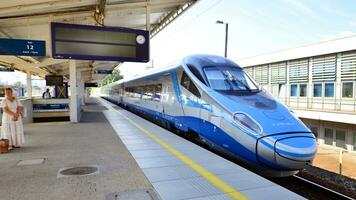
left=234, top=113, right=262, bottom=135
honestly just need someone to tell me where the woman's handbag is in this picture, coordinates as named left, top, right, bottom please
left=0, top=139, right=9, bottom=153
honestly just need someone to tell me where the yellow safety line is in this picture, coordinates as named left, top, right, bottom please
left=118, top=112, right=249, bottom=200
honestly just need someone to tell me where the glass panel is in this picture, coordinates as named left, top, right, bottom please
left=203, top=66, right=258, bottom=92
left=153, top=84, right=162, bottom=101
left=181, top=71, right=201, bottom=97
left=342, top=82, right=353, bottom=98
left=324, top=128, right=333, bottom=145
left=335, top=130, right=346, bottom=149
left=313, top=83, right=322, bottom=97
left=300, top=84, right=307, bottom=97
left=324, top=82, right=334, bottom=97
left=291, top=84, right=298, bottom=97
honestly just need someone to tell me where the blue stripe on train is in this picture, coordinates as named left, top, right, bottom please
left=115, top=99, right=286, bottom=170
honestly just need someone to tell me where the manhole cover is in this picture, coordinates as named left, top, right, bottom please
left=58, top=166, right=98, bottom=176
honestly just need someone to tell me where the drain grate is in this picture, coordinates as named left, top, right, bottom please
left=17, top=158, right=45, bottom=166
left=57, top=165, right=99, bottom=178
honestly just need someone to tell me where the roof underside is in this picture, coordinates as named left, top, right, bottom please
left=0, top=0, right=197, bottom=82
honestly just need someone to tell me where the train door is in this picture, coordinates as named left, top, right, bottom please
left=199, top=97, right=222, bottom=145
left=119, top=84, right=124, bottom=103
left=162, top=70, right=185, bottom=127
left=178, top=69, right=201, bottom=133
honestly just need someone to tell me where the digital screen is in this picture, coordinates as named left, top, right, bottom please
left=46, top=75, right=63, bottom=86
left=85, top=83, right=98, bottom=87
left=51, top=23, right=149, bottom=62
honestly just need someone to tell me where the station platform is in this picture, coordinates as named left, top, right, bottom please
left=0, top=97, right=304, bottom=200
left=0, top=98, right=154, bottom=200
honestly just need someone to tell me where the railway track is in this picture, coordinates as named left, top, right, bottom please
left=270, top=175, right=355, bottom=200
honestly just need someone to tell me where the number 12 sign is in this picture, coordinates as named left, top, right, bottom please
left=0, top=38, right=46, bottom=56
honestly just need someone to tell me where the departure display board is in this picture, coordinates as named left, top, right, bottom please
left=51, top=23, right=149, bottom=62
left=45, top=75, right=63, bottom=86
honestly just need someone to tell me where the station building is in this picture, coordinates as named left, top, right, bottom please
left=238, top=35, right=356, bottom=152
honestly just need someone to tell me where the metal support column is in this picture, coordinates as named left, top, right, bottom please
left=26, top=71, right=32, bottom=98
left=224, top=23, right=228, bottom=58
left=146, top=0, right=150, bottom=31
left=69, top=60, right=78, bottom=123
left=308, top=57, right=313, bottom=108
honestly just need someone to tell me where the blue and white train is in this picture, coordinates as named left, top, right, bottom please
left=101, top=55, right=317, bottom=177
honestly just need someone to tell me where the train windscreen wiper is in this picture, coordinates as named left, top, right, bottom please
left=222, top=70, right=251, bottom=91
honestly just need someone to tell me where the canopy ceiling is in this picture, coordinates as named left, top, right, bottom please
left=0, top=0, right=197, bottom=82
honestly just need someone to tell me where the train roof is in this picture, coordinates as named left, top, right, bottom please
left=107, top=54, right=242, bottom=87
left=183, top=54, right=241, bottom=69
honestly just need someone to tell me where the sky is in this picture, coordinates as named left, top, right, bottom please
left=120, top=0, right=356, bottom=77
left=1, top=0, right=356, bottom=83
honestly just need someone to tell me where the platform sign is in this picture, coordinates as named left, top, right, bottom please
left=51, top=22, right=150, bottom=62
left=0, top=66, right=14, bottom=72
left=0, top=38, right=45, bottom=56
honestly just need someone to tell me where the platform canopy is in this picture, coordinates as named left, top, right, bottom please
left=0, top=0, right=197, bottom=82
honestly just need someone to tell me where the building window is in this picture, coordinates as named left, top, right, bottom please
left=299, top=84, right=307, bottom=97
left=324, top=128, right=333, bottom=145
left=342, top=82, right=353, bottom=98
left=271, top=84, right=279, bottom=97
left=324, top=82, right=334, bottom=97
left=313, top=83, right=322, bottom=97
left=278, top=84, right=286, bottom=98
left=335, top=130, right=346, bottom=149
left=310, top=126, right=319, bottom=138
left=290, top=84, right=298, bottom=97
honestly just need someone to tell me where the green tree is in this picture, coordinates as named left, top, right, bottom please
left=12, top=81, right=24, bottom=88
left=98, top=69, right=123, bottom=87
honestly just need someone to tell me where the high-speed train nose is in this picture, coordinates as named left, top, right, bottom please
left=274, top=136, right=317, bottom=169
left=256, top=134, right=317, bottom=170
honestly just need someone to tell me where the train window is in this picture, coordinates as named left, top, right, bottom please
left=142, top=92, right=152, bottom=100
left=153, top=84, right=162, bottom=101
left=187, top=65, right=206, bottom=85
left=203, top=66, right=258, bottom=92
left=142, top=86, right=153, bottom=100
left=181, top=71, right=201, bottom=97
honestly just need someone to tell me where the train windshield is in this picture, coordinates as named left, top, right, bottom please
left=203, top=66, right=259, bottom=92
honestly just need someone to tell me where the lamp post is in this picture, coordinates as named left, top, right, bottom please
left=216, top=20, right=228, bottom=58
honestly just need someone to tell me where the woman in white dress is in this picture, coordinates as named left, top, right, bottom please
left=1, top=88, right=24, bottom=150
